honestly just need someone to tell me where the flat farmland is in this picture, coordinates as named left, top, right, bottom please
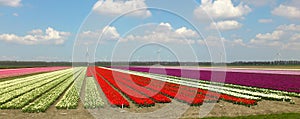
left=0, top=66, right=299, bottom=119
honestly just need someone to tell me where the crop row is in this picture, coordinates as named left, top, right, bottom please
left=55, top=68, right=86, bottom=109
left=97, top=67, right=257, bottom=106
left=128, top=71, right=255, bottom=106
left=94, top=72, right=130, bottom=107
left=0, top=69, right=72, bottom=95
left=0, top=68, right=81, bottom=109
left=0, top=68, right=74, bottom=105
left=114, top=66, right=300, bottom=93
left=84, top=77, right=104, bottom=109
left=159, top=74, right=300, bottom=98
left=98, top=67, right=171, bottom=103
left=96, top=67, right=155, bottom=107
left=22, top=68, right=84, bottom=112
left=0, top=68, right=70, bottom=89
left=116, top=68, right=294, bottom=102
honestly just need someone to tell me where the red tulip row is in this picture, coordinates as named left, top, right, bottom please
left=86, top=67, right=94, bottom=77
left=102, top=68, right=171, bottom=103
left=95, top=67, right=155, bottom=107
left=93, top=66, right=257, bottom=107
left=93, top=70, right=130, bottom=107
left=113, top=73, right=171, bottom=103
left=197, top=89, right=257, bottom=106
left=127, top=72, right=257, bottom=106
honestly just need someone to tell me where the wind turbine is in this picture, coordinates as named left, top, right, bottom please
left=86, top=47, right=89, bottom=66
left=219, top=52, right=224, bottom=63
left=156, top=48, right=161, bottom=64
left=275, top=52, right=281, bottom=61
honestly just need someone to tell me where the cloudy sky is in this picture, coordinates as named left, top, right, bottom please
left=0, top=0, right=300, bottom=62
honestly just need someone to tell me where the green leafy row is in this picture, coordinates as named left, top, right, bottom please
left=84, top=77, right=104, bottom=109
left=0, top=69, right=72, bottom=95
left=0, top=69, right=73, bottom=105
left=0, top=69, right=69, bottom=89
left=55, top=69, right=86, bottom=109
left=0, top=68, right=81, bottom=109
left=22, top=68, right=84, bottom=113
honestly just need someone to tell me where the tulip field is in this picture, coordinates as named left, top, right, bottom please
left=0, top=66, right=299, bottom=118
left=0, top=67, right=69, bottom=79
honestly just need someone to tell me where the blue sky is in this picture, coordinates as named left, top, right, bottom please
left=0, top=0, right=300, bottom=62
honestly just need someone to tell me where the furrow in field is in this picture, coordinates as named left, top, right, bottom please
left=22, top=68, right=84, bottom=112
left=55, top=68, right=86, bottom=109
left=84, top=77, right=104, bottom=109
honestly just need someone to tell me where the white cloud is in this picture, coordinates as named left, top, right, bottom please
left=0, top=0, right=22, bottom=7
left=12, top=13, right=18, bottom=17
left=277, top=24, right=300, bottom=31
left=272, top=5, right=300, bottom=19
left=198, top=36, right=246, bottom=47
left=258, top=19, right=273, bottom=23
left=255, top=30, right=284, bottom=40
left=175, top=27, right=198, bottom=38
left=209, top=20, right=242, bottom=31
left=0, top=27, right=70, bottom=45
left=194, top=0, right=251, bottom=20
left=121, top=22, right=199, bottom=44
left=249, top=24, right=300, bottom=50
left=101, top=26, right=120, bottom=40
left=243, top=0, right=276, bottom=7
left=93, top=0, right=151, bottom=18
left=79, top=26, right=120, bottom=45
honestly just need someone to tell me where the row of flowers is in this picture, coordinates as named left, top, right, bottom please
left=0, top=69, right=72, bottom=95
left=160, top=71, right=292, bottom=101
left=113, top=66, right=300, bottom=93
left=107, top=70, right=171, bottom=103
left=168, top=75, right=300, bottom=98
left=84, top=77, right=105, bottom=109
left=0, top=68, right=81, bottom=109
left=21, top=69, right=84, bottom=113
left=0, top=68, right=72, bottom=89
left=130, top=74, right=255, bottom=106
left=104, top=67, right=256, bottom=106
left=93, top=70, right=130, bottom=108
left=56, top=68, right=86, bottom=109
left=0, top=69, right=73, bottom=106
left=0, top=66, right=69, bottom=79
left=114, top=69, right=261, bottom=100
left=96, top=67, right=155, bottom=107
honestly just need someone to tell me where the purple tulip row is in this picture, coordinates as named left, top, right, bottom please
left=109, top=66, right=300, bottom=93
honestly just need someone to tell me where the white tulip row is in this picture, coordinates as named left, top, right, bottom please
left=111, top=68, right=293, bottom=101
left=0, top=68, right=82, bottom=109
left=22, top=68, right=84, bottom=112
left=0, top=69, right=72, bottom=95
left=84, top=77, right=104, bottom=109
left=0, top=69, right=71, bottom=89
left=0, top=69, right=74, bottom=105
left=160, top=76, right=291, bottom=101
left=55, top=68, right=86, bottom=109
left=167, top=75, right=300, bottom=98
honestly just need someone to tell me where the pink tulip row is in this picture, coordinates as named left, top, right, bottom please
left=0, top=67, right=70, bottom=79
